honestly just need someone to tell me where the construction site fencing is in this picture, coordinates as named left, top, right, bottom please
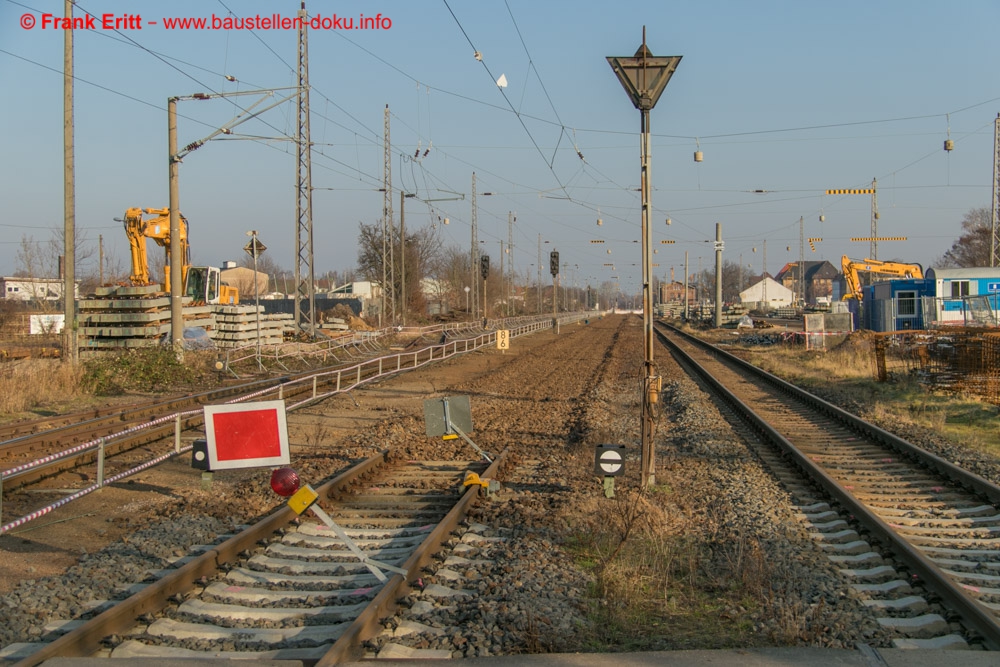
left=870, top=328, right=1000, bottom=405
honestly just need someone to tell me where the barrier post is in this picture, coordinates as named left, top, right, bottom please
left=97, top=438, right=106, bottom=488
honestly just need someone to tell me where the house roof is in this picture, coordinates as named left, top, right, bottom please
left=739, top=276, right=794, bottom=300
left=775, top=260, right=838, bottom=281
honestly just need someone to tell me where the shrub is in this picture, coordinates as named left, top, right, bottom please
left=81, top=348, right=195, bottom=395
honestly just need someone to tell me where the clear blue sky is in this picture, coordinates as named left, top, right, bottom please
left=2, top=0, right=998, bottom=292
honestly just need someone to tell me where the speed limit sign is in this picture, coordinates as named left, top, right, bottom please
left=496, top=329, right=510, bottom=350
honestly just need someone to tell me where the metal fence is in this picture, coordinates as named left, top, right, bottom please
left=0, top=311, right=597, bottom=533
left=870, top=329, right=1000, bottom=404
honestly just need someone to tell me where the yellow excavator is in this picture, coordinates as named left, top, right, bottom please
left=841, top=255, right=922, bottom=301
left=122, top=207, right=239, bottom=305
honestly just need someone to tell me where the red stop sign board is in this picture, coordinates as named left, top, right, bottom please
left=203, top=400, right=290, bottom=470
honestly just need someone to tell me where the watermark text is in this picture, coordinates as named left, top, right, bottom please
left=21, top=13, right=392, bottom=31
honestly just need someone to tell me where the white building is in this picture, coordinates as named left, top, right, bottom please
left=739, top=277, right=794, bottom=309
left=1, top=277, right=79, bottom=301
left=329, top=281, right=377, bottom=300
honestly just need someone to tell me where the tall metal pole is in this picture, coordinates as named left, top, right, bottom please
left=763, top=241, right=768, bottom=310
left=552, top=270, right=557, bottom=321
left=499, top=240, right=504, bottom=317
left=249, top=231, right=261, bottom=363
left=471, top=172, right=479, bottom=319
left=870, top=178, right=879, bottom=260
left=294, top=2, right=316, bottom=337
left=400, top=189, right=406, bottom=326
left=641, top=106, right=654, bottom=397
left=168, top=97, right=183, bottom=358
left=697, top=256, right=702, bottom=308
left=684, top=251, right=689, bottom=320
left=714, top=222, right=722, bottom=328
left=992, top=114, right=1000, bottom=268
left=63, top=0, right=76, bottom=363
left=798, top=216, right=805, bottom=306
left=382, top=105, right=395, bottom=325
left=508, top=211, right=514, bottom=316
left=537, top=233, right=542, bottom=314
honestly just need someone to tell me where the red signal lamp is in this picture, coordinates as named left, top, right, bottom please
left=270, top=467, right=301, bottom=497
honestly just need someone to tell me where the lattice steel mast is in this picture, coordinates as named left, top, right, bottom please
left=383, top=105, right=395, bottom=325
left=293, top=1, right=316, bottom=336
left=993, top=114, right=1000, bottom=267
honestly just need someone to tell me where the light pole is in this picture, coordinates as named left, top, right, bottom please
left=399, top=191, right=416, bottom=326
left=550, top=249, right=559, bottom=333
left=167, top=86, right=296, bottom=357
left=464, top=286, right=470, bottom=314
left=608, top=28, right=682, bottom=488
left=244, top=230, right=267, bottom=369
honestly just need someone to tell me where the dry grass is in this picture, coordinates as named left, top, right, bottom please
left=0, top=359, right=85, bottom=419
left=569, top=486, right=770, bottom=651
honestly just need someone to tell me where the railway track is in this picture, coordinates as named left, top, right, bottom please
left=7, top=448, right=505, bottom=665
left=0, top=326, right=506, bottom=504
left=657, top=322, right=1000, bottom=650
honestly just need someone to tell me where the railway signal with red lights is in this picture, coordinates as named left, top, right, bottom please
left=270, top=467, right=301, bottom=497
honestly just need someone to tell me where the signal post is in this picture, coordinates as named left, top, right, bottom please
left=608, top=29, right=681, bottom=488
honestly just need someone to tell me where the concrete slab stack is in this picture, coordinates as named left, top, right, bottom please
left=209, top=305, right=294, bottom=348
left=78, top=285, right=212, bottom=351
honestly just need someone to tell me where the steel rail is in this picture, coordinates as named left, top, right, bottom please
left=12, top=449, right=392, bottom=667
left=1, top=318, right=563, bottom=534
left=665, top=324, right=1000, bottom=505
left=657, top=323, right=1000, bottom=650
left=316, top=448, right=509, bottom=665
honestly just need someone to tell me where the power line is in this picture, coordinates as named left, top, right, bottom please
left=442, top=0, right=570, bottom=198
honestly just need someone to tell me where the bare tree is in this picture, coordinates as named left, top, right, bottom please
left=48, top=227, right=96, bottom=278
left=14, top=234, right=51, bottom=279
left=936, top=207, right=992, bottom=268
left=428, top=245, right=471, bottom=312
left=356, top=220, right=442, bottom=317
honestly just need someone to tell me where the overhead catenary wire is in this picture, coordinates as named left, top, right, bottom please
left=3, top=0, right=991, bottom=282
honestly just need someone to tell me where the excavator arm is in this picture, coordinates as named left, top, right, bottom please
left=122, top=207, right=189, bottom=292
left=841, top=255, right=923, bottom=300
